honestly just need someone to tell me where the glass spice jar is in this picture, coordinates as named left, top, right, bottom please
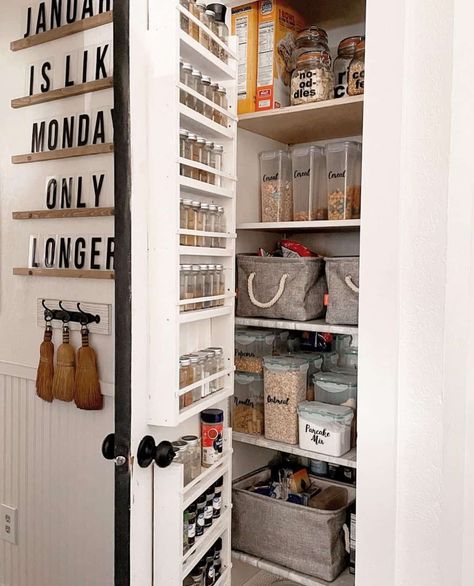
left=179, top=357, right=193, bottom=408
left=190, top=200, right=202, bottom=244
left=215, top=86, right=228, bottom=126
left=198, top=203, right=210, bottom=246
left=179, top=0, right=190, bottom=35
left=196, top=0, right=210, bottom=49
left=189, top=355, right=203, bottom=401
left=201, top=75, right=214, bottom=119
left=210, top=81, right=220, bottom=104
left=291, top=50, right=334, bottom=106
left=212, top=144, right=224, bottom=187
left=179, top=128, right=189, bottom=177
left=204, top=140, right=215, bottom=184
left=182, top=199, right=194, bottom=245
left=197, top=137, right=208, bottom=183
left=333, top=36, right=364, bottom=99
left=217, top=206, right=226, bottom=247
left=206, top=9, right=220, bottom=57
left=180, top=266, right=194, bottom=311
left=181, top=435, right=201, bottom=481
left=348, top=39, right=365, bottom=96
left=207, top=3, right=229, bottom=62
left=179, top=198, right=186, bottom=246
left=188, top=0, right=200, bottom=42
left=208, top=204, right=219, bottom=247
left=187, top=134, right=201, bottom=181
left=191, top=68, right=203, bottom=108
left=201, top=265, right=213, bottom=309
left=192, top=265, right=204, bottom=309
left=180, top=62, right=193, bottom=105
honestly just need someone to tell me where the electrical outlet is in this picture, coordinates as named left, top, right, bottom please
left=0, top=504, right=17, bottom=545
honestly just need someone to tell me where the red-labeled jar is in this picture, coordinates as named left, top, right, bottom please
left=201, top=409, right=224, bottom=467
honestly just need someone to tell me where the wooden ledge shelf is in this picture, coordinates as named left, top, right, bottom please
left=12, top=143, right=114, bottom=164
left=12, top=208, right=114, bottom=220
left=11, top=11, right=113, bottom=52
left=11, top=77, right=113, bottom=109
left=238, top=95, right=364, bottom=144
left=13, top=268, right=114, bottom=280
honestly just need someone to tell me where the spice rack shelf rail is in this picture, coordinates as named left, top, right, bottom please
left=12, top=208, right=114, bottom=220
left=179, top=246, right=234, bottom=257
left=238, top=95, right=364, bottom=145
left=180, top=176, right=234, bottom=199
left=232, top=551, right=354, bottom=586
left=11, top=77, right=113, bottom=108
left=180, top=104, right=234, bottom=141
left=183, top=509, right=232, bottom=579
left=235, top=317, right=357, bottom=336
left=179, top=31, right=236, bottom=81
left=10, top=11, right=113, bottom=51
left=175, top=386, right=234, bottom=426
left=233, top=432, right=357, bottom=469
left=182, top=450, right=232, bottom=509
left=177, top=368, right=233, bottom=397
left=237, top=220, right=361, bottom=232
left=180, top=306, right=233, bottom=323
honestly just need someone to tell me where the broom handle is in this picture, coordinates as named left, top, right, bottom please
left=81, top=327, right=90, bottom=348
left=44, top=325, right=53, bottom=342
left=63, top=325, right=70, bottom=344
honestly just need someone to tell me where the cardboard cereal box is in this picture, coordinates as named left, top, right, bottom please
left=232, top=3, right=259, bottom=115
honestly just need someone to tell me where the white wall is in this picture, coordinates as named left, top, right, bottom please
left=0, top=2, right=114, bottom=585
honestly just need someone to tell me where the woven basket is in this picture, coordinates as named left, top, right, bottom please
left=325, top=257, right=360, bottom=325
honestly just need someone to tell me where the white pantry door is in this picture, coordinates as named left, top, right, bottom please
left=111, top=1, right=237, bottom=585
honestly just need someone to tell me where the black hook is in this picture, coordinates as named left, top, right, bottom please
left=41, top=299, right=54, bottom=322
left=42, top=301, right=100, bottom=327
left=58, top=300, right=71, bottom=323
left=77, top=303, right=100, bottom=325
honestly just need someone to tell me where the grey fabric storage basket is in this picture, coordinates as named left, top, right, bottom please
left=237, top=255, right=327, bottom=321
left=325, top=257, right=360, bottom=325
left=232, top=467, right=355, bottom=582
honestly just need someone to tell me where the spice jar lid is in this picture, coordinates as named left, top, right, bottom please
left=183, top=198, right=193, bottom=205
left=217, top=85, right=227, bottom=94
left=205, top=140, right=214, bottom=147
left=209, top=204, right=218, bottom=211
left=213, top=144, right=224, bottom=153
left=205, top=9, right=216, bottom=16
left=192, top=69, right=202, bottom=77
left=197, top=137, right=206, bottom=144
left=214, top=477, right=223, bottom=489
left=200, top=202, right=210, bottom=209
left=181, top=264, right=192, bottom=270
left=187, top=133, right=197, bottom=141
left=172, top=440, right=189, bottom=450
left=214, top=264, right=223, bottom=270
left=337, top=35, right=364, bottom=57
left=207, top=3, right=227, bottom=23
left=263, top=355, right=309, bottom=372
left=181, top=435, right=199, bottom=446
left=180, top=358, right=191, bottom=366
left=201, top=75, right=211, bottom=84
left=201, top=408, right=224, bottom=423
left=189, top=356, right=200, bottom=364
left=191, top=200, right=201, bottom=206
left=199, top=264, right=209, bottom=270
left=179, top=128, right=189, bottom=138
left=217, top=206, right=224, bottom=212
left=191, top=265, right=202, bottom=271
left=208, top=346, right=223, bottom=354
left=182, top=62, right=193, bottom=71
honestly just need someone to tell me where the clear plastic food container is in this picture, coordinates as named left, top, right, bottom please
left=313, top=371, right=357, bottom=409
left=291, top=146, right=327, bottom=221
left=233, top=372, right=264, bottom=435
left=263, top=356, right=309, bottom=445
left=234, top=329, right=276, bottom=373
left=338, top=347, right=358, bottom=371
left=298, top=401, right=353, bottom=457
left=290, top=351, right=324, bottom=400
left=259, top=150, right=293, bottom=222
left=325, top=141, right=362, bottom=220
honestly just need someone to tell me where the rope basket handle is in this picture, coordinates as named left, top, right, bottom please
left=345, top=275, right=360, bottom=294
left=247, top=272, right=289, bottom=309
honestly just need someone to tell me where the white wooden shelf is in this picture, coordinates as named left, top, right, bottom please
left=177, top=386, right=233, bottom=424
left=177, top=369, right=233, bottom=397
left=238, top=95, right=363, bottom=145
left=182, top=450, right=232, bottom=510
left=180, top=31, right=236, bottom=81
left=235, top=317, right=358, bottom=336
left=180, top=306, right=233, bottom=323
left=233, top=432, right=357, bottom=469
left=180, top=104, right=234, bottom=140
left=237, top=220, right=361, bottom=232
left=232, top=551, right=354, bottom=586
left=179, top=245, right=234, bottom=257
left=180, top=176, right=234, bottom=199
left=183, top=509, right=231, bottom=578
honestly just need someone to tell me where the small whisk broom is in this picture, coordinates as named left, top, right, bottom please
left=74, top=325, right=103, bottom=411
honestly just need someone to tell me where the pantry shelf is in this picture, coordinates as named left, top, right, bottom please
left=238, top=95, right=364, bottom=145
left=235, top=317, right=358, bottom=336
left=179, top=176, right=234, bottom=199
left=179, top=28, right=236, bottom=79
left=182, top=509, right=231, bottom=579
left=232, top=551, right=354, bottom=586
left=233, top=432, right=357, bottom=469
left=237, top=220, right=361, bottom=232
left=176, top=386, right=234, bottom=424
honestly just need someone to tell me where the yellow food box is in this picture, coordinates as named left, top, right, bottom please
left=232, top=3, right=259, bottom=115
left=256, top=0, right=305, bottom=111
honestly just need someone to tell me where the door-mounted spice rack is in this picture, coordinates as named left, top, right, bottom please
left=10, top=10, right=113, bottom=51
left=11, top=77, right=113, bottom=109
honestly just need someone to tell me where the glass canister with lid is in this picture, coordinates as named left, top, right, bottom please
left=233, top=372, right=264, bottom=435
left=291, top=145, right=327, bottom=221
left=259, top=149, right=293, bottom=222
left=326, top=141, right=362, bottom=220
left=348, top=39, right=365, bottom=96
left=291, top=50, right=334, bottom=106
left=263, top=356, right=309, bottom=444
left=334, top=36, right=364, bottom=98
left=234, top=329, right=276, bottom=373
left=294, top=26, right=330, bottom=63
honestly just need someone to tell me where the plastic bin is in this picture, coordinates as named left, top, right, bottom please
left=233, top=372, right=264, bottom=435
left=313, top=371, right=357, bottom=409
left=289, top=351, right=324, bottom=400
left=232, top=467, right=355, bottom=581
left=291, top=145, right=327, bottom=221
left=259, top=150, right=293, bottom=222
left=234, top=329, right=276, bottom=374
left=298, top=401, right=353, bottom=456
left=325, top=141, right=362, bottom=220
left=263, top=356, right=308, bottom=445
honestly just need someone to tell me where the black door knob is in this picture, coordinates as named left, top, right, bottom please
left=102, top=433, right=128, bottom=467
left=102, top=433, right=115, bottom=460
left=137, top=436, right=175, bottom=468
